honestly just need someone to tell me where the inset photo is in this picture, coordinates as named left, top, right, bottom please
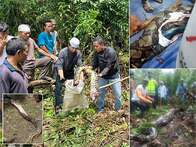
left=129, top=0, right=196, bottom=68
left=2, top=94, right=43, bottom=145
left=130, top=69, right=196, bottom=146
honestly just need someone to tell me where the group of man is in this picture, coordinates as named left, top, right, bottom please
left=0, top=20, right=122, bottom=114
left=130, top=74, right=169, bottom=117
left=130, top=72, right=193, bottom=117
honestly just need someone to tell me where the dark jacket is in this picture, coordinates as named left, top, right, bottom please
left=55, top=47, right=82, bottom=79
left=92, top=47, right=120, bottom=79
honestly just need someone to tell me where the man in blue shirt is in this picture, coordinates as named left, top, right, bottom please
left=37, top=20, right=57, bottom=80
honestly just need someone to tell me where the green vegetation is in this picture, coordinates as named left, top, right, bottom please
left=0, top=0, right=128, bottom=53
left=41, top=87, right=129, bottom=146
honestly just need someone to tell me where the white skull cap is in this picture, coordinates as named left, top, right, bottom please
left=70, top=37, right=80, bottom=48
left=18, top=24, right=30, bottom=32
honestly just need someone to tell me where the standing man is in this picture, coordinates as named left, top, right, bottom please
left=92, top=36, right=121, bottom=112
left=37, top=19, right=57, bottom=80
left=146, top=74, right=157, bottom=109
left=176, top=79, right=188, bottom=102
left=54, top=37, right=82, bottom=114
left=0, top=22, right=13, bottom=65
left=158, top=81, right=168, bottom=105
left=0, top=38, right=29, bottom=97
left=142, top=0, right=163, bottom=13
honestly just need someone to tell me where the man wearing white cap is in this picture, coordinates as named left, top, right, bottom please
left=54, top=37, right=82, bottom=114
left=17, top=24, right=57, bottom=89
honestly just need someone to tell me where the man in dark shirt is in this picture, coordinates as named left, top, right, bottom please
left=92, top=36, right=121, bottom=112
left=0, top=38, right=29, bottom=99
left=54, top=37, right=82, bottom=113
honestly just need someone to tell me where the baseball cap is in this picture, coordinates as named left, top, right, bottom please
left=70, top=37, right=80, bottom=48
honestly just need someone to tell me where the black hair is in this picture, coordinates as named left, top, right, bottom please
left=93, top=36, right=105, bottom=45
left=0, top=22, right=9, bottom=33
left=6, top=38, right=27, bottom=56
left=143, top=79, right=148, bottom=85
left=43, top=19, right=52, bottom=27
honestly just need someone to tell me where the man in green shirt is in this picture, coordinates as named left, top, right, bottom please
left=146, top=75, right=157, bottom=109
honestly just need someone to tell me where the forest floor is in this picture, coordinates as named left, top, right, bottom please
left=38, top=83, right=129, bottom=147
left=130, top=103, right=196, bottom=147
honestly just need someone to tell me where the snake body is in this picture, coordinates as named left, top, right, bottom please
left=75, top=66, right=98, bottom=100
left=10, top=99, right=38, bottom=128
left=4, top=97, right=42, bottom=143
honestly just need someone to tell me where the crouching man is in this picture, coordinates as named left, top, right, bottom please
left=131, top=79, right=153, bottom=117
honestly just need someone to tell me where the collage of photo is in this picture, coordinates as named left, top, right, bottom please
left=0, top=0, right=195, bottom=147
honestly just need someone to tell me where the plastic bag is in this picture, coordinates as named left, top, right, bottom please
left=63, top=80, right=89, bottom=112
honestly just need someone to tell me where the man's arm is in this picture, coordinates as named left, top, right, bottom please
left=55, top=50, right=65, bottom=80
left=39, top=45, right=49, bottom=53
left=136, top=88, right=152, bottom=103
left=0, top=36, right=6, bottom=55
left=33, top=39, right=57, bottom=61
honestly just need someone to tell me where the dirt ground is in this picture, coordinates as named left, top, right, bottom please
left=3, top=95, right=42, bottom=144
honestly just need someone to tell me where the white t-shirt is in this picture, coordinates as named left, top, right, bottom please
left=131, top=84, right=146, bottom=102
left=158, top=85, right=167, bottom=99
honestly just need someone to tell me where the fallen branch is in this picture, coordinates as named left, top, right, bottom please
left=28, top=79, right=55, bottom=87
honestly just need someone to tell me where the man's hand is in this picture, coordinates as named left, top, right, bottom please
left=60, top=75, right=65, bottom=81
left=50, top=54, right=58, bottom=62
left=0, top=39, right=6, bottom=53
left=85, top=65, right=92, bottom=69
left=58, top=69, right=65, bottom=81
left=97, top=73, right=102, bottom=78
